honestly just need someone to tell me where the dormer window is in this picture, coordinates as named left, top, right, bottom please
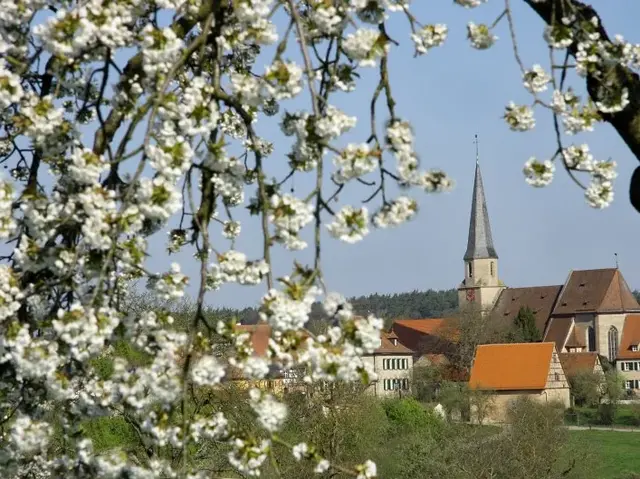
left=632, top=345, right=638, bottom=352
left=391, top=338, right=398, bottom=346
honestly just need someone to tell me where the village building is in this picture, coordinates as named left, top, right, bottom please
left=616, top=315, right=640, bottom=392
left=457, top=161, right=640, bottom=355
left=391, top=318, right=455, bottom=357
left=468, top=342, right=570, bottom=423
left=363, top=331, right=414, bottom=397
left=233, top=324, right=415, bottom=396
left=454, top=161, right=640, bottom=390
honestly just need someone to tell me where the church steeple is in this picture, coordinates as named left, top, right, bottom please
left=464, top=137, right=497, bottom=261
left=458, top=136, right=504, bottom=312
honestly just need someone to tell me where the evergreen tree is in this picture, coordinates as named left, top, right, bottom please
left=512, top=306, right=542, bottom=342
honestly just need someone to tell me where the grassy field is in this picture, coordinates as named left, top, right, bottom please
left=569, top=430, right=640, bottom=479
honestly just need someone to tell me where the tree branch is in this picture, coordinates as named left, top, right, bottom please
left=522, top=0, right=640, bottom=211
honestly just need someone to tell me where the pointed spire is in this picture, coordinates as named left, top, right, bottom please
left=464, top=142, right=498, bottom=260
left=474, top=134, right=479, bottom=164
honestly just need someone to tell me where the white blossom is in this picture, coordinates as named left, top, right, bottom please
left=454, top=0, right=486, bottom=7
left=585, top=180, right=614, bottom=209
left=356, top=460, right=378, bottom=479
left=249, top=388, right=288, bottom=432
left=411, top=24, right=448, bottom=54
left=315, top=459, right=331, bottom=474
left=562, top=144, right=594, bottom=171
left=191, top=355, right=226, bottom=386
left=504, top=102, right=535, bottom=131
left=523, top=157, right=555, bottom=187
left=0, top=61, right=24, bottom=109
left=327, top=206, right=370, bottom=243
left=372, top=197, right=418, bottom=228
left=523, top=64, right=551, bottom=93
left=292, top=442, right=310, bottom=461
left=467, top=23, right=497, bottom=49
left=343, top=28, right=388, bottom=67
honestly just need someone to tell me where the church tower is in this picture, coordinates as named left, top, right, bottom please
left=458, top=139, right=504, bottom=312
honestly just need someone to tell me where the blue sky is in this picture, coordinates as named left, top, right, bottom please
left=147, top=1, right=640, bottom=308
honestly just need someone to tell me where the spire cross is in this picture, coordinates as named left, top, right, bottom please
left=474, top=134, right=479, bottom=164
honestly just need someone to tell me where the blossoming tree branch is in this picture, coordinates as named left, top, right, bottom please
left=0, top=0, right=636, bottom=477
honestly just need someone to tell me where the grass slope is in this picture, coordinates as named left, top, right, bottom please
left=569, top=430, right=640, bottom=479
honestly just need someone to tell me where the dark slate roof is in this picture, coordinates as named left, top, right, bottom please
left=492, top=286, right=563, bottom=335
left=552, top=269, right=640, bottom=315
left=543, top=317, right=573, bottom=353
left=464, top=162, right=498, bottom=260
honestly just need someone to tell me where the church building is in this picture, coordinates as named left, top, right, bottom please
left=455, top=159, right=640, bottom=391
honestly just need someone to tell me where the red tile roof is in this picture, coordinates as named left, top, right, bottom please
left=375, top=332, right=414, bottom=355
left=558, top=352, right=599, bottom=378
left=469, top=342, right=556, bottom=391
left=543, top=317, right=573, bottom=353
left=565, top=323, right=587, bottom=349
left=391, top=319, right=457, bottom=355
left=618, top=315, right=640, bottom=359
left=237, top=324, right=271, bottom=356
left=492, top=286, right=562, bottom=336
left=552, top=269, right=640, bottom=315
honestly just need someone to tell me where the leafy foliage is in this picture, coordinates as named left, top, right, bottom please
left=509, top=306, right=542, bottom=342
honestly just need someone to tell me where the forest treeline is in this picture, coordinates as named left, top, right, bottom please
left=211, top=289, right=460, bottom=325
left=206, top=289, right=640, bottom=325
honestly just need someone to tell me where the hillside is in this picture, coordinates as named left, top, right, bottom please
left=213, top=289, right=459, bottom=325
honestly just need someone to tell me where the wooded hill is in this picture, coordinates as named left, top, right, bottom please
left=216, top=289, right=640, bottom=325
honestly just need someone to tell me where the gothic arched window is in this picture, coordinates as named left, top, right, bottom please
left=468, top=262, right=473, bottom=278
left=608, top=326, right=619, bottom=362
left=490, top=262, right=495, bottom=277
left=587, top=326, right=596, bottom=352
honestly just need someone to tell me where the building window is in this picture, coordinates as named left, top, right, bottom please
left=490, top=262, right=495, bottom=277
left=633, top=345, right=639, bottom=352
left=554, top=372, right=560, bottom=381
left=608, top=326, right=619, bottom=362
left=467, top=262, right=473, bottom=278
left=621, top=362, right=640, bottom=371
left=588, top=326, right=596, bottom=352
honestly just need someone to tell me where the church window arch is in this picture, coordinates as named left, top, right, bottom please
left=608, top=326, right=619, bottom=362
left=467, top=262, right=473, bottom=278
left=587, top=326, right=596, bottom=352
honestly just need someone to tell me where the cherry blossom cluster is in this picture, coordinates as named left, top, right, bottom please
left=462, top=1, right=635, bottom=208
left=0, top=0, right=491, bottom=476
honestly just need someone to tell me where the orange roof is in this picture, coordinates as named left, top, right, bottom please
left=391, top=318, right=458, bottom=355
left=469, top=342, right=555, bottom=391
left=237, top=324, right=271, bottom=356
left=558, top=352, right=599, bottom=377
left=375, top=332, right=414, bottom=355
left=393, top=318, right=450, bottom=335
left=618, top=315, right=640, bottom=359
